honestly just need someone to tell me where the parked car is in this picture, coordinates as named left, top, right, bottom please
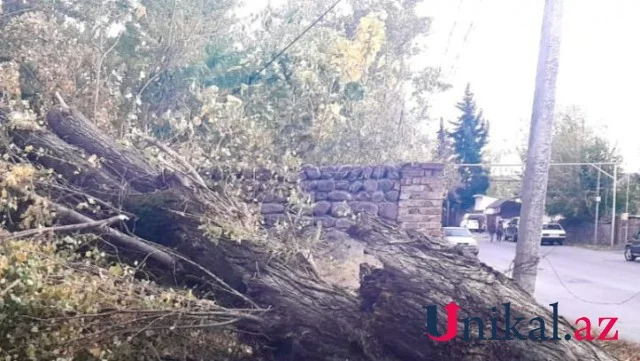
left=443, top=227, right=479, bottom=256
left=503, top=220, right=566, bottom=245
left=460, top=213, right=486, bottom=233
left=541, top=223, right=566, bottom=245
left=624, top=231, right=640, bottom=262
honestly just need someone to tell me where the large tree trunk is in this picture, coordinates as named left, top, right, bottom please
left=1, top=106, right=617, bottom=361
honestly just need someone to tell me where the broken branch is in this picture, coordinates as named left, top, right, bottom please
left=136, top=133, right=208, bottom=189
left=0, top=214, right=129, bottom=241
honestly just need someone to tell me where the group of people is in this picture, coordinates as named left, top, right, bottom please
left=488, top=217, right=505, bottom=242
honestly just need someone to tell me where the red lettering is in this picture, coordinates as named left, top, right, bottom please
left=574, top=317, right=594, bottom=341
left=428, top=302, right=460, bottom=342
left=597, top=318, right=619, bottom=341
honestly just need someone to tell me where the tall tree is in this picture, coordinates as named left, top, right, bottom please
left=200, top=0, right=447, bottom=165
left=448, top=84, right=490, bottom=211
left=545, top=108, right=624, bottom=223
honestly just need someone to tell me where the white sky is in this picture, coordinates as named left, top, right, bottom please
left=238, top=0, right=640, bottom=171
left=415, top=0, right=640, bottom=171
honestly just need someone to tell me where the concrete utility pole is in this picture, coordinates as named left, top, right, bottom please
left=594, top=171, right=601, bottom=244
left=512, top=0, right=564, bottom=295
left=625, top=172, right=630, bottom=241
left=611, top=165, right=617, bottom=246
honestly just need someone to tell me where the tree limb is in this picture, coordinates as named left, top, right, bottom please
left=6, top=187, right=178, bottom=269
left=0, top=214, right=129, bottom=241
left=93, top=31, right=123, bottom=119
left=48, top=200, right=178, bottom=269
left=136, top=133, right=208, bottom=189
left=55, top=91, right=69, bottom=109
left=0, top=279, right=21, bottom=297
left=45, top=106, right=162, bottom=192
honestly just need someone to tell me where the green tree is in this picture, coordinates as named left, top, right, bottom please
left=545, top=108, right=624, bottom=223
left=0, top=0, right=448, bottom=172
left=197, top=0, right=448, bottom=165
left=448, top=84, right=490, bottom=211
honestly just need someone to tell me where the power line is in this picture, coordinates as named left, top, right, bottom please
left=433, top=0, right=464, bottom=80
left=446, top=18, right=475, bottom=79
left=249, top=0, right=343, bottom=83
left=443, top=0, right=482, bottom=81
left=416, top=0, right=470, bottom=120
left=420, top=0, right=478, bottom=124
left=492, top=242, right=640, bottom=305
left=544, top=256, right=640, bottom=305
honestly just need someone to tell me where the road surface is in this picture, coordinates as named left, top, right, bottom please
left=477, top=237, right=640, bottom=342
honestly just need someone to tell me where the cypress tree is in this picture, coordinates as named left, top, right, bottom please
left=448, top=84, right=490, bottom=211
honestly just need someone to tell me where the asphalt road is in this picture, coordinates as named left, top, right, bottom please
left=477, top=236, right=640, bottom=342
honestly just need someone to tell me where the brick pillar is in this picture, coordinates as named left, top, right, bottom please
left=397, top=163, right=445, bottom=237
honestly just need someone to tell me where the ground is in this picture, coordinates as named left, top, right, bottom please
left=477, top=235, right=640, bottom=343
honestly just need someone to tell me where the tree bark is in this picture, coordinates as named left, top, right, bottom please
left=7, top=121, right=130, bottom=199
left=45, top=106, right=163, bottom=193
left=2, top=106, right=617, bottom=361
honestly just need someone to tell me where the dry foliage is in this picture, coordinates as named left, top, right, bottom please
left=0, top=236, right=258, bottom=361
left=0, top=0, right=450, bottom=359
left=0, top=162, right=264, bottom=360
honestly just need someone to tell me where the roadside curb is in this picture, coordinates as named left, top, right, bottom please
left=568, top=244, right=625, bottom=252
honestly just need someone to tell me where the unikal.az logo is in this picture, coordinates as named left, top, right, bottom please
left=424, top=302, right=619, bottom=341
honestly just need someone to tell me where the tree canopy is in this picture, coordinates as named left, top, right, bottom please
left=1, top=0, right=448, bottom=172
left=545, top=108, right=634, bottom=223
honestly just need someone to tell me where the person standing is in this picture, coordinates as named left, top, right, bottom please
left=487, top=216, right=496, bottom=242
left=496, top=218, right=504, bottom=241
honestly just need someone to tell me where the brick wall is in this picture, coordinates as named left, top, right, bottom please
left=257, top=162, right=445, bottom=237
left=397, top=163, right=445, bottom=237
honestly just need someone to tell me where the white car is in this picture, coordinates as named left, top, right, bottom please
left=541, top=223, right=566, bottom=245
left=462, top=219, right=480, bottom=232
left=459, top=214, right=485, bottom=233
left=443, top=227, right=479, bottom=256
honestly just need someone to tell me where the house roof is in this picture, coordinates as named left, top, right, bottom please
left=487, top=198, right=521, bottom=209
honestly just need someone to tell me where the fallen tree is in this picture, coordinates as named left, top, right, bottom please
left=0, top=105, right=617, bottom=360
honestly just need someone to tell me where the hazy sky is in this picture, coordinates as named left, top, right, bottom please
left=239, top=0, right=640, bottom=171
left=415, top=0, right=640, bottom=171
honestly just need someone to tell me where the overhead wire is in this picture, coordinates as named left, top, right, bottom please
left=544, top=255, right=640, bottom=305
left=248, top=0, right=343, bottom=83
left=493, top=239, right=640, bottom=305
left=419, top=0, right=478, bottom=120
left=413, top=0, right=470, bottom=125
left=444, top=0, right=483, bottom=82
left=432, top=0, right=464, bottom=82
left=445, top=19, right=475, bottom=80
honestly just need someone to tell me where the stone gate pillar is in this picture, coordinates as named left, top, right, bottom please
left=397, top=163, right=445, bottom=237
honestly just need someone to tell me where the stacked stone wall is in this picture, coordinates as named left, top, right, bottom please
left=256, top=162, right=445, bottom=237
